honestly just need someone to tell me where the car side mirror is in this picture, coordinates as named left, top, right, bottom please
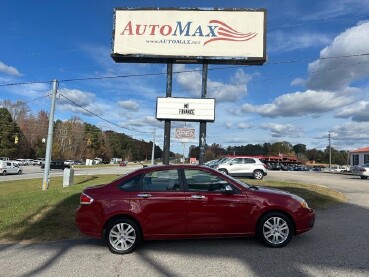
left=224, top=185, right=234, bottom=194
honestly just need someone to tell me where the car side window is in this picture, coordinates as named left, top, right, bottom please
left=117, top=174, right=142, bottom=191
left=184, top=169, right=232, bottom=192
left=244, top=158, right=256, bottom=164
left=142, top=169, right=181, bottom=192
left=231, top=158, right=243, bottom=164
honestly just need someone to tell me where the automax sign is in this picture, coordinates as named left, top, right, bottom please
left=156, top=97, right=215, bottom=122
left=112, top=8, right=266, bottom=64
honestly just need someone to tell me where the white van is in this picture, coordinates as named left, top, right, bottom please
left=0, top=161, right=22, bottom=175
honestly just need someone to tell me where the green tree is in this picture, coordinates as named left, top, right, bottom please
left=0, top=108, right=19, bottom=158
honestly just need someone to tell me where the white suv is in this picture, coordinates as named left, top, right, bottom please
left=215, top=157, right=267, bottom=180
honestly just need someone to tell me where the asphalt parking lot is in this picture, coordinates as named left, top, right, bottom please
left=0, top=170, right=368, bottom=276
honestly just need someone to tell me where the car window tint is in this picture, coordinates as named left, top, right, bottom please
left=244, top=158, right=256, bottom=164
left=117, top=174, right=142, bottom=191
left=232, top=158, right=242, bottom=164
left=184, top=169, right=231, bottom=192
left=142, top=169, right=180, bottom=191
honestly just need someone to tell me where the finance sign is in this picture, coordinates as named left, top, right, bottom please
left=175, top=128, right=195, bottom=139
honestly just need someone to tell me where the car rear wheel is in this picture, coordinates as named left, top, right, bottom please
left=18, top=170, right=22, bottom=175
left=360, top=176, right=368, bottom=179
left=257, top=212, right=293, bottom=247
left=105, top=218, right=141, bottom=254
left=2, top=171, right=6, bottom=176
left=253, top=170, right=264, bottom=180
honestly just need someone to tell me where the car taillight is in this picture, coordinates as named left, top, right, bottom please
left=80, top=192, right=94, bottom=205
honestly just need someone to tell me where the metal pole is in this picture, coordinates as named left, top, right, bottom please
left=163, top=63, right=172, bottom=165
left=328, top=133, right=332, bottom=170
left=199, top=63, right=208, bottom=165
left=42, top=80, right=58, bottom=191
left=151, top=128, right=156, bottom=165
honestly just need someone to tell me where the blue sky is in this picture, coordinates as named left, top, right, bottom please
left=1, top=0, right=369, bottom=155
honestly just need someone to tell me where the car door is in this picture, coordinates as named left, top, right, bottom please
left=227, top=158, right=244, bottom=174
left=7, top=162, right=17, bottom=174
left=183, top=168, right=251, bottom=235
left=129, top=169, right=186, bottom=236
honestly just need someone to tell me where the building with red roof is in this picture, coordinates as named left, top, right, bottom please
left=350, top=147, right=369, bottom=165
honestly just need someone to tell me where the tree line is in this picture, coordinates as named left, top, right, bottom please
left=0, top=100, right=349, bottom=165
left=0, top=101, right=163, bottom=162
left=189, top=141, right=350, bottom=166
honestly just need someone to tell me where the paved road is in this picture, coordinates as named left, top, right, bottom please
left=0, top=171, right=368, bottom=277
left=0, top=164, right=142, bottom=182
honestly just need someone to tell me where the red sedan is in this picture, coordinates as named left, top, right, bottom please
left=75, top=165, right=315, bottom=254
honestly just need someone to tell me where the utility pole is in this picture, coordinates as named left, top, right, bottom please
left=151, top=128, right=156, bottom=165
left=42, top=80, right=58, bottom=191
left=328, top=132, right=332, bottom=171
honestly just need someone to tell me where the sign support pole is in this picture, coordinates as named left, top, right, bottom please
left=199, top=63, right=208, bottom=165
left=163, top=63, right=172, bottom=165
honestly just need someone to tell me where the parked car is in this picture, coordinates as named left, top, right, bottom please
left=119, top=161, right=127, bottom=167
left=351, top=163, right=369, bottom=179
left=75, top=164, right=315, bottom=254
left=33, top=158, right=45, bottom=165
left=0, top=161, right=22, bottom=175
left=41, top=160, right=70, bottom=170
left=64, top=160, right=75, bottom=166
left=214, top=157, right=268, bottom=180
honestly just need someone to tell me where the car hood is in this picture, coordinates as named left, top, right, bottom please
left=251, top=186, right=304, bottom=202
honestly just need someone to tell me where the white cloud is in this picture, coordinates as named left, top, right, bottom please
left=118, top=100, right=139, bottom=111
left=261, top=123, right=303, bottom=138
left=0, top=61, right=21, bottom=76
left=269, top=31, right=331, bottom=53
left=225, top=123, right=232, bottom=129
left=237, top=123, right=253, bottom=129
left=241, top=90, right=354, bottom=117
left=306, top=21, right=369, bottom=91
left=335, top=100, right=369, bottom=122
left=174, top=65, right=249, bottom=102
left=328, top=121, right=369, bottom=141
left=57, top=88, right=103, bottom=116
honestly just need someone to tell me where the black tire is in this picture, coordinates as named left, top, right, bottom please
left=257, top=212, right=294, bottom=248
left=18, top=170, right=22, bottom=175
left=253, top=170, right=264, bottom=180
left=105, top=218, right=142, bottom=254
left=2, top=171, right=6, bottom=176
left=219, top=168, right=228, bottom=175
left=360, top=176, right=368, bottom=179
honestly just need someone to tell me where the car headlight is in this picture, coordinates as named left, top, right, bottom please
left=291, top=194, right=310, bottom=209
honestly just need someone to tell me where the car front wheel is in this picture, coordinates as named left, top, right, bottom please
left=360, top=176, right=368, bottom=179
left=253, top=170, right=264, bottom=180
left=257, top=212, right=293, bottom=247
left=219, top=169, right=228, bottom=175
left=105, top=218, right=141, bottom=254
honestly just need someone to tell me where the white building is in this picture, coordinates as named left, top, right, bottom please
left=350, top=147, right=369, bottom=166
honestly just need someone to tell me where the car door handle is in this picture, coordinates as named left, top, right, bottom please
left=191, top=195, right=205, bottom=199
left=137, top=193, right=152, bottom=198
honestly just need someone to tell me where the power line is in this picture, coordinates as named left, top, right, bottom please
left=59, top=93, right=152, bottom=134
left=1, top=51, right=369, bottom=88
